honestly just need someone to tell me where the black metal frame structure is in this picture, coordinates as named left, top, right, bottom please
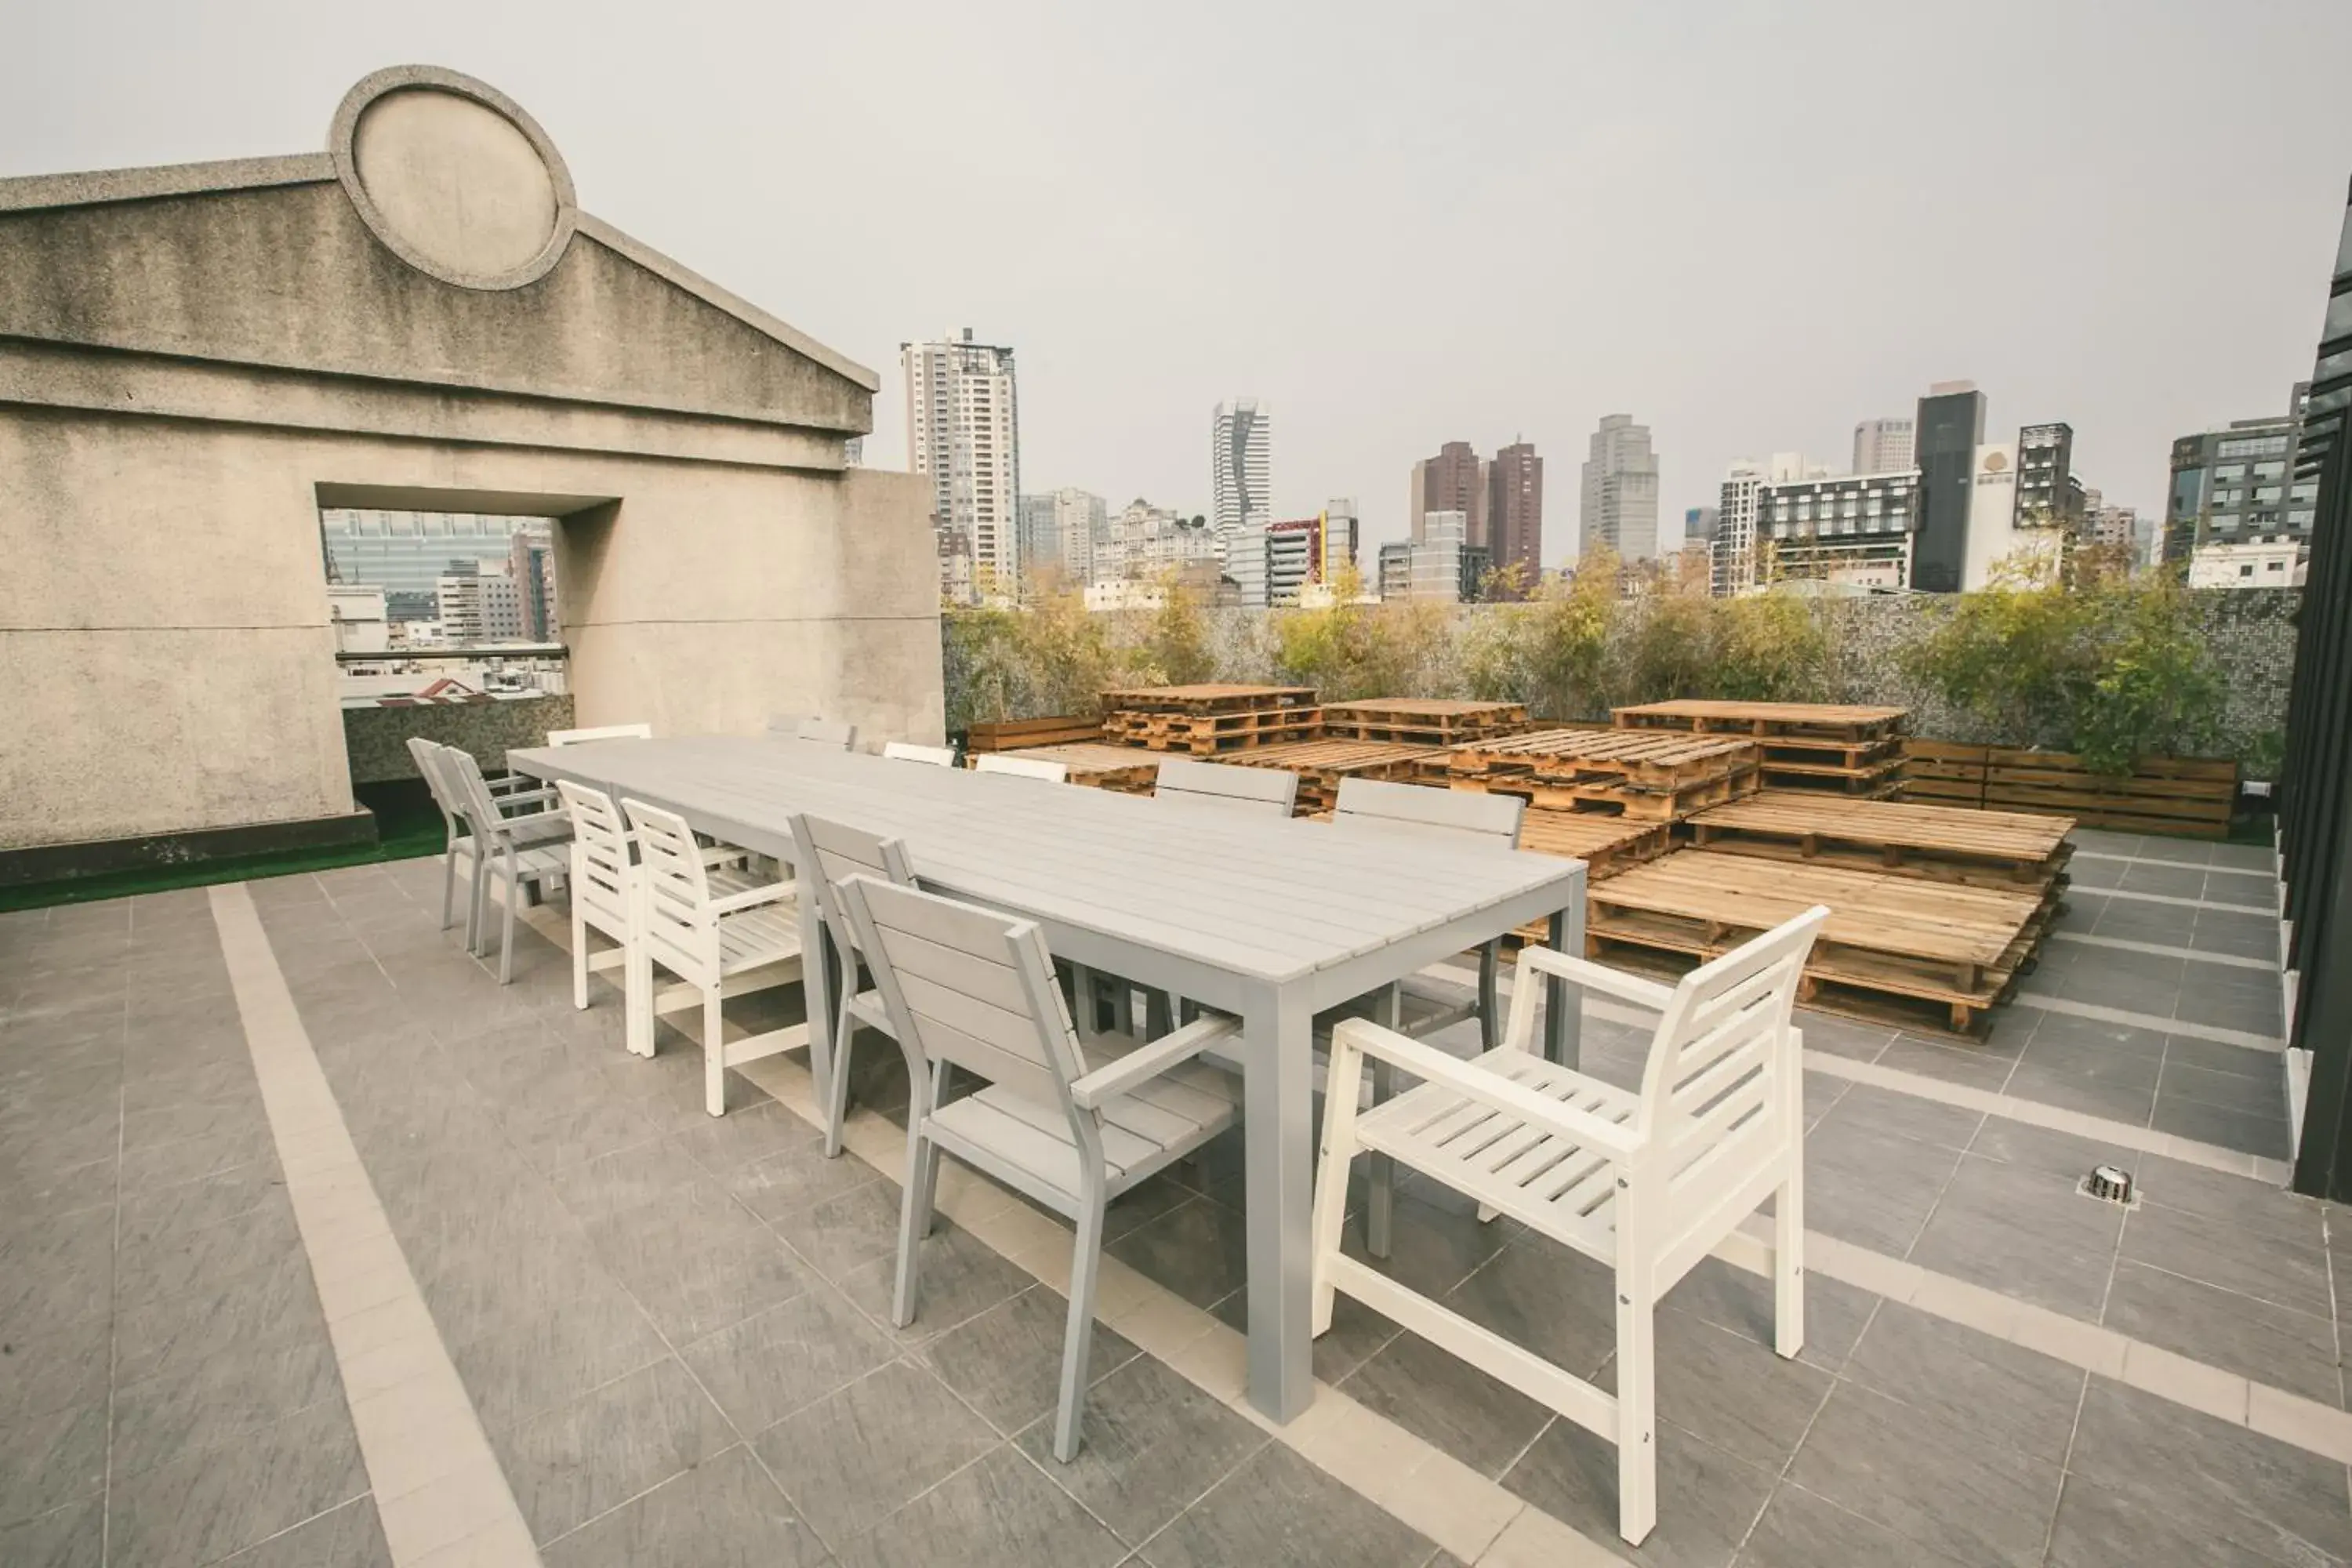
left=2278, top=177, right=2352, bottom=1198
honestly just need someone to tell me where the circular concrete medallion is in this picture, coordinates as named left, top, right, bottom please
left=330, top=65, right=577, bottom=290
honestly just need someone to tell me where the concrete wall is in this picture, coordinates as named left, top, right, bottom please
left=0, top=70, right=940, bottom=857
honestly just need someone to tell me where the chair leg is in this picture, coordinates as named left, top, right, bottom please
left=1616, top=1280, right=1658, bottom=1545
left=570, top=900, right=590, bottom=1011
left=1367, top=983, right=1402, bottom=1260
left=1311, top=1036, right=1366, bottom=1338
left=1052, top=1179, right=1109, bottom=1462
left=823, top=971, right=857, bottom=1159
left=497, top=859, right=519, bottom=985
left=702, top=986, right=728, bottom=1116
left=1773, top=1166, right=1806, bottom=1359
left=440, top=840, right=460, bottom=931
left=892, top=1115, right=941, bottom=1328
left=465, top=847, right=487, bottom=954
left=625, top=946, right=655, bottom=1058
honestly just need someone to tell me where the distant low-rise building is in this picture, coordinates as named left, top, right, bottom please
left=2190, top=539, right=2306, bottom=589
left=1099, top=499, right=1218, bottom=583
left=434, top=568, right=524, bottom=643
left=1759, top=468, right=1920, bottom=592
left=2165, top=383, right=2318, bottom=565
left=1378, top=510, right=1483, bottom=602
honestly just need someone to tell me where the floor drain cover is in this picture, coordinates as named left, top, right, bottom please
left=2080, top=1164, right=2136, bottom=1207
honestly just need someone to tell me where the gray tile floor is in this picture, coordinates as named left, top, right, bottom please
left=1, top=822, right=2342, bottom=1568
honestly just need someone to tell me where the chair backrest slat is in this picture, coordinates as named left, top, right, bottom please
left=1154, top=757, right=1297, bottom=817
left=972, top=754, right=1069, bottom=782
left=840, top=874, right=1082, bottom=1111
left=787, top=813, right=916, bottom=956
left=797, top=717, right=857, bottom=750
left=557, top=782, right=633, bottom=930
left=549, top=723, right=653, bottom=746
left=437, top=747, right=510, bottom=838
left=883, top=741, right=959, bottom=768
left=407, top=739, right=461, bottom=833
left=1331, top=777, right=1523, bottom=846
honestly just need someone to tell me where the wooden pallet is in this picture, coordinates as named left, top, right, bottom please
left=1759, top=754, right=1910, bottom=798
left=1981, top=749, right=2236, bottom=838
left=1445, top=728, right=1759, bottom=788
left=1585, top=851, right=2045, bottom=1037
left=965, top=742, right=1160, bottom=793
left=1216, top=739, right=1446, bottom=814
left=1319, top=699, right=1528, bottom=745
left=1683, top=793, right=2074, bottom=889
left=1457, top=766, right=1759, bottom=822
left=1098, top=683, right=1317, bottom=715
left=1515, top=811, right=1675, bottom=880
left=1901, top=740, right=1990, bottom=806
left=1104, top=707, right=1323, bottom=753
left=965, top=716, right=1101, bottom=753
left=1613, top=700, right=1909, bottom=744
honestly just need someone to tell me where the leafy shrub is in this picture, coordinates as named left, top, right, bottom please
left=1269, top=566, right=1454, bottom=701
left=1462, top=554, right=1617, bottom=718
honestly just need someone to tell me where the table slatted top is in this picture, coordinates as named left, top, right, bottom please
left=510, top=737, right=1581, bottom=988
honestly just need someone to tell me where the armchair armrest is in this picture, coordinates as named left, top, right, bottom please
left=708, top=880, right=793, bottom=916
left=1070, top=1014, right=1241, bottom=1109
left=485, top=772, right=535, bottom=794
left=699, top=844, right=750, bottom=868
left=495, top=786, right=561, bottom=814
left=1327, top=1018, right=1643, bottom=1156
left=1513, top=945, right=1675, bottom=1012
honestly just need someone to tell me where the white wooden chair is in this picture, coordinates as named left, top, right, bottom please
left=764, top=713, right=811, bottom=738
left=440, top=746, right=573, bottom=983
left=973, top=753, right=1068, bottom=782
left=408, top=738, right=540, bottom=935
left=1153, top=756, right=1298, bottom=817
left=797, top=717, right=858, bottom=750
left=549, top=722, right=653, bottom=745
left=838, top=873, right=1242, bottom=1461
left=786, top=812, right=920, bottom=1157
left=883, top=741, right=958, bottom=768
left=1325, top=777, right=1526, bottom=1257
left=1310, top=907, right=1828, bottom=1546
left=622, top=799, right=806, bottom=1115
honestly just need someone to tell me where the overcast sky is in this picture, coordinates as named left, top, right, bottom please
left=9, top=2, right=2349, bottom=560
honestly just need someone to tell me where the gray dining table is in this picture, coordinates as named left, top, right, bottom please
left=508, top=734, right=1587, bottom=1423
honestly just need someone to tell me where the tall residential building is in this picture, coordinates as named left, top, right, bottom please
left=1211, top=399, right=1272, bottom=554
left=2015, top=423, right=2082, bottom=527
left=1321, top=499, right=1360, bottom=582
left=1579, top=415, right=1660, bottom=559
left=1712, top=462, right=1766, bottom=597
left=1852, top=417, right=1916, bottom=475
left=2164, top=383, right=2318, bottom=564
left=506, top=527, right=558, bottom=641
left=434, top=568, right=524, bottom=643
left=1411, top=441, right=1487, bottom=546
left=1911, top=380, right=1989, bottom=592
left=1684, top=506, right=1719, bottom=544
left=903, top=328, right=1021, bottom=603
left=1486, top=441, right=1544, bottom=594
left=1017, top=495, right=1058, bottom=581
left=1054, top=488, right=1109, bottom=585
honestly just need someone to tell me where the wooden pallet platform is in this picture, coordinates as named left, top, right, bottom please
left=1215, top=738, right=1446, bottom=813
left=1098, top=683, right=1317, bottom=715
left=1683, top=793, right=2074, bottom=888
left=966, top=742, right=1161, bottom=793
left=1457, top=765, right=1759, bottom=822
left=1585, top=851, right=2045, bottom=1036
left=1759, top=754, right=1910, bottom=798
left=1104, top=707, right=1323, bottom=753
left=1515, top=811, right=1675, bottom=880
left=965, top=716, right=1101, bottom=753
left=1613, top=700, right=1910, bottom=744
left=1445, top=728, right=1759, bottom=788
left=1319, top=698, right=1528, bottom=745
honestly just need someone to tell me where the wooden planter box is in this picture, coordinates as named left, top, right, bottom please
left=965, top=716, right=1101, bottom=753
left=1969, top=748, right=2238, bottom=838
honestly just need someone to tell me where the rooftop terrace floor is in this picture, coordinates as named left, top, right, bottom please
left=3, top=827, right=2343, bottom=1567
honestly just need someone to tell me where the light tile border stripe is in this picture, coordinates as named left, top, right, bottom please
left=2047, top=929, right=2278, bottom=972
left=209, top=883, right=543, bottom=1568
left=2087, top=884, right=2274, bottom=914
left=1802, top=1049, right=2296, bottom=1184
left=2071, top=850, right=2274, bottom=881
left=2013, top=992, right=2286, bottom=1052
left=1719, top=1213, right=2352, bottom=1467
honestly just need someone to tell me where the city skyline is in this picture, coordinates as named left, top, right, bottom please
left=11, top=5, right=2350, bottom=562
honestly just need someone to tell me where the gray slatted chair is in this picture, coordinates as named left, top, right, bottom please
left=438, top=746, right=573, bottom=981
left=972, top=753, right=1067, bottom=782
left=1324, top=776, right=1527, bottom=1256
left=838, top=873, right=1241, bottom=1461
left=1152, top=756, right=1298, bottom=817
left=797, top=717, right=858, bottom=750
left=408, top=737, right=540, bottom=935
left=787, top=812, right=921, bottom=1157
left=882, top=741, right=958, bottom=768
left=548, top=722, right=653, bottom=745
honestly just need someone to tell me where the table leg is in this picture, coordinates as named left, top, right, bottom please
left=1242, top=984, right=1315, bottom=1422
left=1543, top=868, right=1588, bottom=1067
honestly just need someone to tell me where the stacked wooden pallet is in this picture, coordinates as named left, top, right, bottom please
left=964, top=716, right=1102, bottom=753
left=966, top=742, right=1161, bottom=793
left=1100, top=684, right=1320, bottom=754
left=1902, top=739, right=1990, bottom=805
left=1613, top=700, right=1909, bottom=798
left=1981, top=749, right=2237, bottom=840
left=1220, top=738, right=1445, bottom=815
left=1682, top=793, right=2073, bottom=892
left=1585, top=851, right=2049, bottom=1038
left=1442, top=728, right=1761, bottom=821
left=1319, top=699, right=1527, bottom=746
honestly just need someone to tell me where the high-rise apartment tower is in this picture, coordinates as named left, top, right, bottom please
left=904, top=328, right=1020, bottom=602
left=1580, top=415, right=1660, bottom=559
